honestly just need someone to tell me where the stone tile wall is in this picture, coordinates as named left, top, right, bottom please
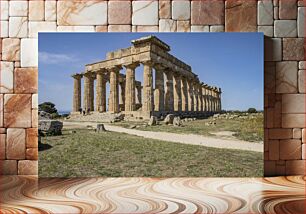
left=0, top=0, right=304, bottom=176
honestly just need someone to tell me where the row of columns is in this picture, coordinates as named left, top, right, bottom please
left=72, top=61, right=221, bottom=114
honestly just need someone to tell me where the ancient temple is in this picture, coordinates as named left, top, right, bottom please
left=71, top=36, right=222, bottom=119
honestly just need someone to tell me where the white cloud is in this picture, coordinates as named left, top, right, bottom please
left=39, top=51, right=78, bottom=64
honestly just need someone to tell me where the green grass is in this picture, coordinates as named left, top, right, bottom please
left=39, top=129, right=263, bottom=177
left=114, top=114, right=264, bottom=142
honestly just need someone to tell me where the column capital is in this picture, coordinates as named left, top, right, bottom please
left=123, top=62, right=139, bottom=70
left=107, top=65, right=122, bottom=72
left=71, top=73, right=83, bottom=79
left=141, top=60, right=154, bottom=67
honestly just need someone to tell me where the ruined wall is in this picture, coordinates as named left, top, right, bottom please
left=0, top=0, right=305, bottom=176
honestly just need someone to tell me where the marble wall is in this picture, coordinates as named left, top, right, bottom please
left=0, top=0, right=305, bottom=176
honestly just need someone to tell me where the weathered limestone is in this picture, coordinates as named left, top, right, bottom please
left=173, top=73, right=182, bottom=112
left=165, top=70, right=174, bottom=112
left=124, top=63, right=138, bottom=112
left=71, top=36, right=222, bottom=118
left=96, top=70, right=106, bottom=112
left=108, top=66, right=121, bottom=113
left=142, top=61, right=154, bottom=112
left=72, top=74, right=82, bottom=112
left=154, top=64, right=165, bottom=112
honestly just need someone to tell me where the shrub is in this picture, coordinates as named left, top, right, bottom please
left=247, top=108, right=257, bottom=113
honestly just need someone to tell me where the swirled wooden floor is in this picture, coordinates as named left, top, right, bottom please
left=0, top=176, right=305, bottom=214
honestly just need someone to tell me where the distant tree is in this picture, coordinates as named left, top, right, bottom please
left=39, top=102, right=59, bottom=118
left=247, top=108, right=257, bottom=113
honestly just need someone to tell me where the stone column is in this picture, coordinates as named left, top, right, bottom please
left=83, top=73, right=91, bottom=112
left=154, top=65, right=165, bottom=112
left=108, top=66, right=121, bottom=113
left=136, top=85, right=142, bottom=104
left=124, top=63, right=138, bottom=112
left=165, top=70, right=174, bottom=112
left=119, top=81, right=125, bottom=111
left=202, top=86, right=206, bottom=112
left=89, top=75, right=95, bottom=111
left=187, top=79, right=194, bottom=112
left=198, top=84, right=203, bottom=112
left=96, top=70, right=107, bottom=112
left=173, top=73, right=182, bottom=112
left=72, top=74, right=82, bottom=112
left=142, top=61, right=154, bottom=112
left=193, top=83, right=198, bottom=112
left=181, top=77, right=188, bottom=112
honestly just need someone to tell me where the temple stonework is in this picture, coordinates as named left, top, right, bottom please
left=71, top=36, right=222, bottom=119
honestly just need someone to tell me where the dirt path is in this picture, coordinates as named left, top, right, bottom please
left=63, top=121, right=263, bottom=152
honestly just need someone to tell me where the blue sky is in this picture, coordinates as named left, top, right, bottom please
left=38, top=33, right=263, bottom=112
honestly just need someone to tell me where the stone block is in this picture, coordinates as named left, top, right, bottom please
left=273, top=99, right=282, bottom=128
left=0, top=128, right=6, bottom=134
left=264, top=160, right=276, bottom=176
left=26, top=148, right=38, bottom=160
left=286, top=160, right=306, bottom=175
left=276, top=61, right=298, bottom=93
left=0, top=160, right=17, bottom=175
left=29, top=21, right=57, bottom=38
left=18, top=160, right=38, bottom=175
left=264, top=62, right=276, bottom=93
left=1, top=1, right=8, bottom=20
left=0, top=134, right=5, bottom=159
left=32, top=109, right=38, bottom=128
left=57, top=26, right=95, bottom=32
left=298, top=0, right=305, bottom=6
left=298, top=70, right=305, bottom=93
left=258, top=26, right=273, bottom=37
left=26, top=128, right=38, bottom=148
left=225, top=0, right=257, bottom=32
left=29, top=1, right=45, bottom=21
left=9, top=1, right=28, bottom=16
left=274, top=20, right=297, bottom=37
left=283, top=38, right=305, bottom=61
left=172, top=1, right=190, bottom=20
left=192, top=0, right=224, bottom=25
left=269, top=128, right=293, bottom=139
left=159, top=19, right=177, bottom=32
left=159, top=1, right=171, bottom=19
left=303, top=144, right=306, bottom=159
left=132, top=1, right=158, bottom=25
left=108, top=1, right=131, bottom=24
left=108, top=25, right=131, bottom=32
left=264, top=38, right=281, bottom=61
left=274, top=7, right=279, bottom=20
left=210, top=25, right=225, bottom=32
left=282, top=114, right=305, bottom=128
left=0, top=61, right=14, bottom=93
left=293, top=128, right=302, bottom=139
left=282, top=94, right=305, bottom=114
left=266, top=108, right=274, bottom=128
left=45, top=1, right=57, bottom=21
left=14, top=68, right=38, bottom=94
left=32, top=94, right=38, bottom=109
left=298, top=7, right=305, bottom=37
left=177, top=21, right=190, bottom=32
left=4, top=94, right=32, bottom=128
left=2, top=38, right=20, bottom=61
left=191, top=25, right=209, bottom=32
left=258, top=0, right=273, bottom=25
left=6, top=128, right=26, bottom=159
left=9, top=17, right=28, bottom=38
left=303, top=129, right=306, bottom=143
left=95, top=26, right=108, bottom=32
left=57, top=1, right=107, bottom=25
left=299, top=61, right=306, bottom=69
left=280, top=139, right=302, bottom=160
left=269, top=140, right=279, bottom=160
left=136, top=26, right=159, bottom=32
left=0, top=94, right=3, bottom=127
left=1, top=21, right=8, bottom=37
left=21, top=39, right=38, bottom=67
left=279, top=0, right=297, bottom=19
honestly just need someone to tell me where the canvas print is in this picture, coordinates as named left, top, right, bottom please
left=38, top=33, right=263, bottom=177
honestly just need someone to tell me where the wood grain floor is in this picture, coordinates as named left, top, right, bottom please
left=0, top=176, right=305, bottom=213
